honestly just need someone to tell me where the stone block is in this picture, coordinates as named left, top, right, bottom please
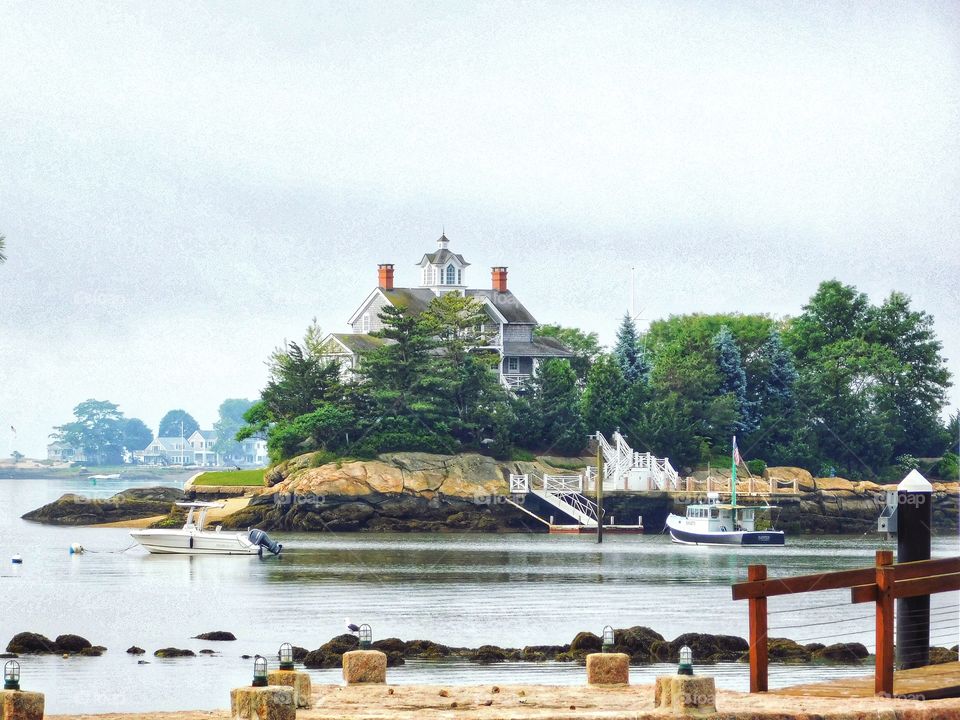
left=267, top=669, right=312, bottom=708
left=670, top=675, right=716, bottom=714
left=585, top=653, right=629, bottom=685
left=0, top=690, right=45, bottom=720
left=342, top=649, right=387, bottom=685
left=230, top=685, right=296, bottom=720
left=654, top=676, right=673, bottom=707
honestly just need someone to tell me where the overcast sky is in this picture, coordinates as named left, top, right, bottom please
left=1, top=1, right=958, bottom=457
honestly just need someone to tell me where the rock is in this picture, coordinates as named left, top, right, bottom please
left=404, top=639, right=451, bottom=658
left=766, top=466, right=814, bottom=492
left=0, top=653, right=17, bottom=659
left=586, top=653, right=629, bottom=685
left=930, top=646, right=959, bottom=664
left=803, top=643, right=825, bottom=653
left=126, top=646, right=146, bottom=655
left=342, top=649, right=387, bottom=684
left=816, top=477, right=855, bottom=492
left=473, top=645, right=509, bottom=664
left=569, top=631, right=602, bottom=654
left=80, top=646, right=105, bottom=657
left=193, top=631, right=236, bottom=641
left=303, top=634, right=361, bottom=669
left=153, top=647, right=196, bottom=658
left=813, top=642, right=869, bottom=662
left=385, top=651, right=405, bottom=667
left=655, top=633, right=749, bottom=663
left=199, top=649, right=216, bottom=655
left=521, top=645, right=568, bottom=661
left=767, top=637, right=811, bottom=662
left=614, top=626, right=664, bottom=659
left=138, top=660, right=149, bottom=664
left=21, top=487, right=184, bottom=526
left=55, top=634, right=92, bottom=653
left=371, top=638, right=405, bottom=654
left=6, top=632, right=57, bottom=654
left=291, top=646, right=309, bottom=661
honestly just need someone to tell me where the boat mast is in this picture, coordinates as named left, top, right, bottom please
left=731, top=435, right=738, bottom=508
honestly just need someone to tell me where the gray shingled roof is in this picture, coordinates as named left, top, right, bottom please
left=503, top=338, right=575, bottom=358
left=381, top=288, right=438, bottom=314
left=330, top=333, right=388, bottom=353
left=467, top=289, right=538, bottom=324
left=417, top=248, right=470, bottom=267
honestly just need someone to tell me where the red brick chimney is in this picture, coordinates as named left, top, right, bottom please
left=378, top=264, right=395, bottom=291
left=492, top=266, right=508, bottom=292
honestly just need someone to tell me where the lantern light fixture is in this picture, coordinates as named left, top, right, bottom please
left=278, top=642, right=294, bottom=671
left=4, top=660, right=20, bottom=691
left=358, top=624, right=373, bottom=650
left=678, top=645, right=693, bottom=676
left=252, top=655, right=268, bottom=687
left=601, top=625, right=615, bottom=653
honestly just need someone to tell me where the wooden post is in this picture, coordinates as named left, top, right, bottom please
left=596, top=441, right=603, bottom=544
left=875, top=549, right=894, bottom=697
left=747, top=564, right=768, bottom=693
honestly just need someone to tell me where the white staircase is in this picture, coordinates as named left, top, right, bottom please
left=592, top=431, right=681, bottom=491
left=511, top=472, right=599, bottom=527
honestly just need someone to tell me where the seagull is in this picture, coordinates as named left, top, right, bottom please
left=345, top=618, right=360, bottom=633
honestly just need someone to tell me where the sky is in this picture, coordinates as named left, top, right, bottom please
left=1, top=1, right=958, bottom=458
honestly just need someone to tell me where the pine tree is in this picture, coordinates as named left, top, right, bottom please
left=526, top=359, right=586, bottom=455
left=581, top=354, right=628, bottom=436
left=613, top=313, right=650, bottom=384
left=712, top=326, right=756, bottom=434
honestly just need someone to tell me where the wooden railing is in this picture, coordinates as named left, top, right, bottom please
left=732, top=552, right=960, bottom=696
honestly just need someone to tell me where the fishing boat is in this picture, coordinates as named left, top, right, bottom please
left=130, top=502, right=282, bottom=556
left=665, top=437, right=785, bottom=547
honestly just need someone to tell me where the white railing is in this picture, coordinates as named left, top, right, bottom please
left=509, top=473, right=529, bottom=493
left=501, top=373, right=531, bottom=391
left=543, top=474, right=582, bottom=493
left=592, top=430, right=682, bottom=491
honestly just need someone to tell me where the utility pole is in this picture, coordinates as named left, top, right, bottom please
left=596, top=437, right=604, bottom=544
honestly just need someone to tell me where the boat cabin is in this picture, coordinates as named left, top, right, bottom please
left=685, top=494, right=757, bottom=532
left=176, top=501, right=225, bottom=532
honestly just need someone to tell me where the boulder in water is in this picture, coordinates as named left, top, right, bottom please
left=6, top=632, right=57, bottom=654
left=55, top=634, right=92, bottom=653
left=154, top=647, right=196, bottom=658
left=192, top=631, right=236, bottom=641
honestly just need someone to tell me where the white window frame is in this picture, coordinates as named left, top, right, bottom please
left=507, top=357, right=519, bottom=373
left=445, top=264, right=456, bottom=285
left=362, top=313, right=371, bottom=333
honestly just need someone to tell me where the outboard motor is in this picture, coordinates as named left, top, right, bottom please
left=248, top=529, right=282, bottom=556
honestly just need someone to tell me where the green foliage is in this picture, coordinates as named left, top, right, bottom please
left=935, top=452, right=958, bottom=481
left=213, top=398, right=255, bottom=456
left=53, top=399, right=125, bottom=465
left=158, top=410, right=199, bottom=438
left=534, top=324, right=601, bottom=381
left=581, top=354, right=628, bottom=437
left=522, top=359, right=587, bottom=455
left=510, top=448, right=536, bottom=462
left=613, top=313, right=649, bottom=384
left=746, top=459, right=767, bottom=476
left=121, top=418, right=153, bottom=453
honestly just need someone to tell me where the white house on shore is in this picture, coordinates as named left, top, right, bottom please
left=134, top=432, right=267, bottom=467
left=320, top=234, right=573, bottom=390
left=46, top=441, right=87, bottom=463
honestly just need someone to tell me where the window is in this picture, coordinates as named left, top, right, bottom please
left=445, top=264, right=456, bottom=285
left=507, top=357, right=519, bottom=373
left=362, top=313, right=371, bottom=333
left=457, top=269, right=462, bottom=284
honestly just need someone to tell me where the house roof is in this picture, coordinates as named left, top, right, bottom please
left=503, top=337, right=575, bottom=358
left=417, top=248, right=470, bottom=267
left=381, top=287, right=438, bottom=313
left=329, top=333, right=387, bottom=353
left=466, top=289, right=538, bottom=324
left=191, top=430, right=217, bottom=441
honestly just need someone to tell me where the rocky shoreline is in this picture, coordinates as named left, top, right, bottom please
left=20, top=452, right=959, bottom=534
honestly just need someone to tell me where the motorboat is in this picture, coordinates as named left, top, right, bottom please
left=130, top=502, right=282, bottom=556
left=666, top=492, right=784, bottom=546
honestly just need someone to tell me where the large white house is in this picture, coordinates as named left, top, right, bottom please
left=320, top=234, right=573, bottom=390
left=135, top=432, right=267, bottom=467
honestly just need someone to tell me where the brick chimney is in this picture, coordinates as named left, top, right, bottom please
left=378, top=264, right=395, bottom=291
left=491, top=266, right=508, bottom=292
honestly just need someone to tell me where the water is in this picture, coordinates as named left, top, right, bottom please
left=1, top=477, right=957, bottom=713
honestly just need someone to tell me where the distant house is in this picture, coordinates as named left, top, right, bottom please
left=135, top=431, right=268, bottom=467
left=137, top=437, right=195, bottom=466
left=320, top=234, right=573, bottom=390
left=47, top=441, right=86, bottom=463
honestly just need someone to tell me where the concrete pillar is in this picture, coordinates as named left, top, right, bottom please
left=0, top=691, right=45, bottom=720
left=267, top=669, right=312, bottom=708
left=896, top=469, right=933, bottom=670
left=654, top=675, right=716, bottom=714
left=585, top=653, right=629, bottom=685
left=230, top=686, right=295, bottom=720
left=342, top=650, right=387, bottom=685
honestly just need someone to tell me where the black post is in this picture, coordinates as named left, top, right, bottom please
left=596, top=440, right=603, bottom=544
left=895, top=470, right=932, bottom=670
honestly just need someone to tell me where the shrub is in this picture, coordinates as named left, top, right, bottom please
left=746, top=459, right=767, bottom=476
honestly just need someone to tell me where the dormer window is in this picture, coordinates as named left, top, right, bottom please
left=362, top=313, right=371, bottom=333
left=445, top=265, right=456, bottom=285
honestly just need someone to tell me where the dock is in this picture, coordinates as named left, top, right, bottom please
left=773, top=661, right=960, bottom=701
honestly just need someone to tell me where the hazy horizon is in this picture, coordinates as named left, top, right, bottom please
left=1, top=1, right=958, bottom=458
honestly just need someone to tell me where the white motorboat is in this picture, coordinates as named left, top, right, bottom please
left=130, top=502, right=282, bottom=556
left=666, top=494, right=785, bottom=546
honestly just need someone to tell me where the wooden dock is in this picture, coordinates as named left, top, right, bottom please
left=773, top=661, right=960, bottom=701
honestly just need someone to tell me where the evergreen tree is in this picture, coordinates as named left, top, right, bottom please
left=581, top=354, right=628, bottom=436
left=712, top=326, right=756, bottom=434
left=613, top=313, right=650, bottom=383
left=158, top=409, right=200, bottom=439
left=524, top=359, right=586, bottom=455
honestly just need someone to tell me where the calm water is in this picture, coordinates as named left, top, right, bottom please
left=0, top=477, right=957, bottom=714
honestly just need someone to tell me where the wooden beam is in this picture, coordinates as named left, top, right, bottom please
left=748, top=564, right=768, bottom=693
left=733, top=567, right=875, bottom=600
left=892, top=572, right=960, bottom=599
left=875, top=550, right=894, bottom=697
